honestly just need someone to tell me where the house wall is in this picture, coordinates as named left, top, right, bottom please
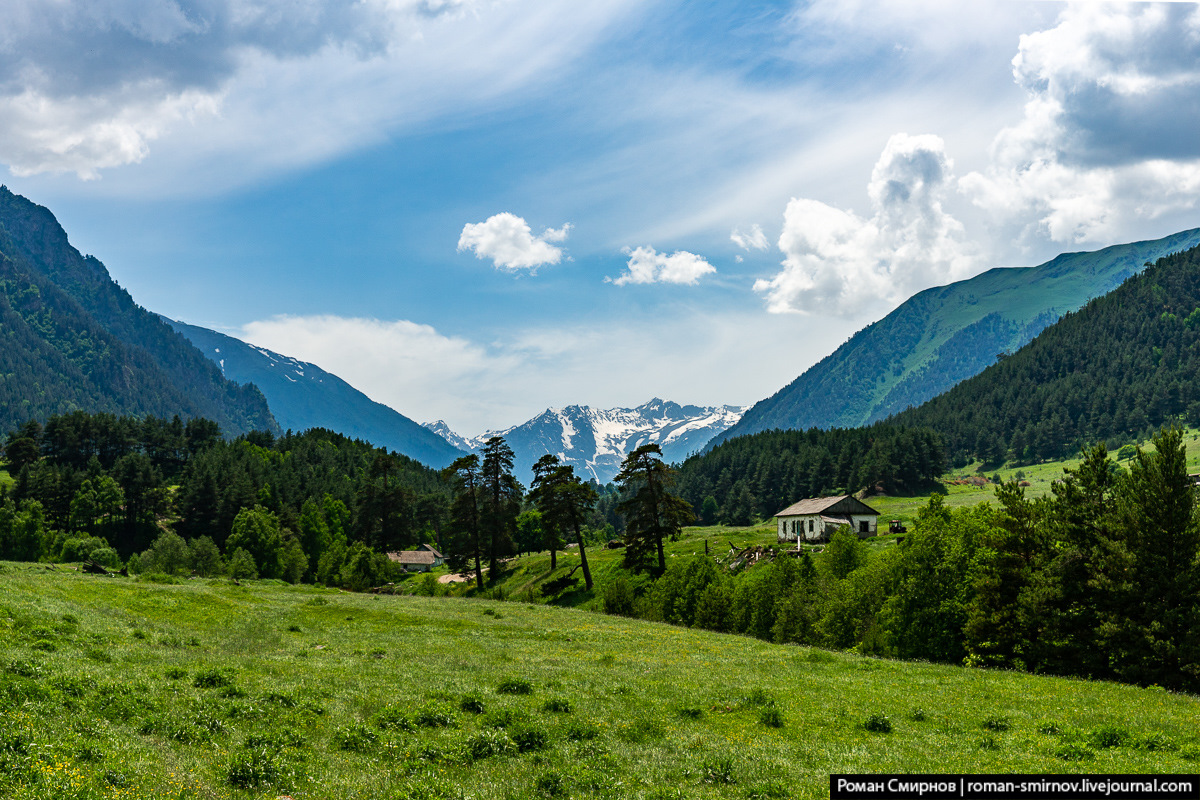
left=777, top=515, right=822, bottom=542
left=779, top=514, right=877, bottom=542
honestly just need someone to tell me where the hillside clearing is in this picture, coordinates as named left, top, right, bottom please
left=1, top=563, right=1196, bottom=800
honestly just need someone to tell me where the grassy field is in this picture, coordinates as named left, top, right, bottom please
left=2, top=563, right=1197, bottom=800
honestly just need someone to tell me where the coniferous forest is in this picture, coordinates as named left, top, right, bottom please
left=891, top=244, right=1200, bottom=465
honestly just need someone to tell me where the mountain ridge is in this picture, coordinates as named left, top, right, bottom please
left=425, top=398, right=746, bottom=484
left=166, top=318, right=464, bottom=469
left=709, top=228, right=1200, bottom=449
left=0, top=186, right=278, bottom=437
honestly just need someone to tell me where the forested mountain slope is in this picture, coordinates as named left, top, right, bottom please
left=892, top=243, right=1200, bottom=464
left=167, top=319, right=463, bottom=469
left=0, top=187, right=277, bottom=436
left=710, top=229, right=1200, bottom=448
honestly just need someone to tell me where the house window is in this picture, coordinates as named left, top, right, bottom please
left=808, top=520, right=814, bottom=532
left=791, top=520, right=797, bottom=535
left=859, top=520, right=869, bottom=534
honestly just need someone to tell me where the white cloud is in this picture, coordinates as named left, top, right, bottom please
left=0, top=0, right=646, bottom=182
left=959, top=3, right=1200, bottom=245
left=609, top=246, right=716, bottom=286
left=239, top=309, right=855, bottom=435
left=754, top=132, right=977, bottom=315
left=730, top=224, right=768, bottom=251
left=457, top=213, right=570, bottom=272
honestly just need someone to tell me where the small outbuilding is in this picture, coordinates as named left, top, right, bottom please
left=387, top=543, right=445, bottom=573
left=773, top=495, right=880, bottom=543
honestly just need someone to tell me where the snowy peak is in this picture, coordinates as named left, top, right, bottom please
left=424, top=400, right=746, bottom=485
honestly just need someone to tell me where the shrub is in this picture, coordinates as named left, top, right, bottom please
left=1089, top=725, right=1129, bottom=749
left=496, top=678, right=534, bottom=695
left=759, top=705, right=784, bottom=728
left=542, top=697, right=572, bottom=714
left=459, top=694, right=486, bottom=714
left=1138, top=732, right=1178, bottom=752
left=1055, top=742, right=1095, bottom=761
left=483, top=707, right=527, bottom=729
left=863, top=714, right=892, bottom=733
left=565, top=721, right=600, bottom=741
left=333, top=723, right=378, bottom=753
left=981, top=716, right=1011, bottom=732
left=908, top=708, right=927, bottom=722
left=226, top=747, right=287, bottom=789
left=603, top=577, right=636, bottom=616
left=536, top=773, right=567, bottom=797
left=465, top=729, right=514, bottom=761
left=511, top=723, right=550, bottom=752
left=678, top=707, right=704, bottom=720
left=413, top=705, right=456, bottom=728
left=700, top=755, right=736, bottom=785
left=193, top=669, right=234, bottom=689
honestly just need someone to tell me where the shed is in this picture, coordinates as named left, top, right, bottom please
left=773, top=495, right=880, bottom=543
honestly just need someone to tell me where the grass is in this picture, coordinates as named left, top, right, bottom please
left=1, top=562, right=1197, bottom=799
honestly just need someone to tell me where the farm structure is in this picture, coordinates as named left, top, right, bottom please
left=774, top=495, right=880, bottom=543
left=387, top=544, right=445, bottom=573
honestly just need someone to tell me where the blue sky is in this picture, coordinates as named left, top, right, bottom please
left=3, top=1, right=1200, bottom=433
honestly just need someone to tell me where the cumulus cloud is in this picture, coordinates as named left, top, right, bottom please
left=959, top=3, right=1200, bottom=244
left=457, top=213, right=571, bottom=272
left=754, top=132, right=977, bottom=315
left=609, top=246, right=716, bottom=286
left=731, top=224, right=769, bottom=251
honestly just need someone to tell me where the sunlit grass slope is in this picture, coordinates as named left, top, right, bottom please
left=2, top=564, right=1197, bottom=800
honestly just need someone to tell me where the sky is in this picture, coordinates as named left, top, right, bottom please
left=3, top=0, right=1200, bottom=435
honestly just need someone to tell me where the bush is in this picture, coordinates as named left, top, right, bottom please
left=542, top=697, right=572, bottom=713
left=413, top=705, right=456, bottom=728
left=333, top=723, right=378, bottom=753
left=863, top=714, right=893, bottom=733
left=138, top=531, right=192, bottom=575
left=981, top=716, right=1011, bottom=732
left=193, top=669, right=234, bottom=689
left=226, top=747, right=287, bottom=789
left=700, top=755, right=736, bottom=785
left=459, top=695, right=486, bottom=714
left=603, top=577, right=636, bottom=617
left=496, top=678, right=534, bottom=695
left=511, top=724, right=550, bottom=752
left=228, top=548, right=259, bottom=580
left=759, top=705, right=784, bottom=728
left=465, top=729, right=514, bottom=761
left=1089, top=725, right=1129, bottom=749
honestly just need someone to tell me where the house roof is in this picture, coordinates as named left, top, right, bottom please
left=388, top=550, right=436, bottom=565
left=774, top=494, right=879, bottom=518
left=418, top=544, right=444, bottom=559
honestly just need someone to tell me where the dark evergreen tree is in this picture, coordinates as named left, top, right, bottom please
left=615, top=444, right=694, bottom=575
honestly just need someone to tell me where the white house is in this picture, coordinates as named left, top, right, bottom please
left=773, top=495, right=880, bottom=543
left=387, top=543, right=446, bottom=573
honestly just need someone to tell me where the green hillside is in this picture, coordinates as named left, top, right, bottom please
left=891, top=243, right=1200, bottom=464
left=2, top=565, right=1196, bottom=800
left=0, top=187, right=277, bottom=437
left=710, top=228, right=1200, bottom=448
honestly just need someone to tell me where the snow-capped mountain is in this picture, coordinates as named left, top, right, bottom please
left=424, top=398, right=746, bottom=485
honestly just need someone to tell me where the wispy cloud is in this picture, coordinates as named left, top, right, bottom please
left=457, top=213, right=571, bottom=272
left=731, top=224, right=768, bottom=251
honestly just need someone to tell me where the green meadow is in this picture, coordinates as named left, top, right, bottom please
left=2, top=562, right=1197, bottom=800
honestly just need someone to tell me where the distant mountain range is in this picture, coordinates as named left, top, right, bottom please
left=166, top=319, right=464, bottom=469
left=0, top=186, right=277, bottom=437
left=709, top=228, right=1200, bottom=450
left=425, top=399, right=746, bottom=485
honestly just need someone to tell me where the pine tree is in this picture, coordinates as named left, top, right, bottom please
left=615, top=444, right=694, bottom=575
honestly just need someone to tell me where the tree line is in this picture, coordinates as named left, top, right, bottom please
left=611, top=427, right=1200, bottom=693
left=675, top=424, right=945, bottom=526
